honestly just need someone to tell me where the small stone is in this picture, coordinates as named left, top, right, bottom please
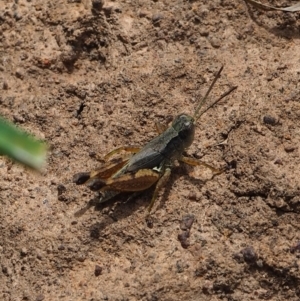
left=146, top=216, right=154, bottom=228
left=290, top=241, right=300, bottom=253
left=209, top=37, right=221, bottom=48
left=256, top=259, right=263, bottom=268
left=199, top=29, right=209, bottom=37
left=180, top=214, right=195, bottom=231
left=92, top=0, right=104, bottom=11
left=139, top=10, right=149, bottom=18
left=274, top=158, right=283, bottom=165
left=94, top=265, right=103, bottom=276
left=178, top=231, right=190, bottom=249
left=13, top=114, right=25, bottom=123
left=241, top=246, right=257, bottom=263
left=188, top=191, right=197, bottom=200
left=20, top=247, right=28, bottom=256
left=2, top=265, right=12, bottom=276
left=77, top=254, right=86, bottom=262
left=103, top=102, right=114, bottom=115
left=263, top=115, right=277, bottom=125
left=284, top=145, right=297, bottom=153
left=57, top=184, right=66, bottom=196
left=58, top=245, right=65, bottom=251
left=15, top=69, right=24, bottom=79
left=14, top=12, right=23, bottom=21
left=60, top=48, right=78, bottom=65
left=152, top=13, right=163, bottom=24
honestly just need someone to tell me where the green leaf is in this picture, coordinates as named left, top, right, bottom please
left=0, top=117, right=47, bottom=170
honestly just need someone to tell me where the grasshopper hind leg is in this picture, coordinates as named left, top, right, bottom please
left=72, top=153, right=133, bottom=190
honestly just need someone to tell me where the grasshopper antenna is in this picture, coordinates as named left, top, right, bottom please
left=194, top=66, right=237, bottom=121
left=197, top=85, right=237, bottom=119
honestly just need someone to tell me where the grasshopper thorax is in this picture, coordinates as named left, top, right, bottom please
left=172, top=114, right=195, bottom=149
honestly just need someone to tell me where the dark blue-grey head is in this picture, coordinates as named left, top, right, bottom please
left=172, top=114, right=195, bottom=149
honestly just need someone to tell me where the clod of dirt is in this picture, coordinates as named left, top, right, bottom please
left=178, top=231, right=190, bottom=249
left=146, top=216, right=154, bottom=228
left=178, top=214, right=195, bottom=248
left=92, top=0, right=104, bottom=11
left=152, top=13, right=164, bottom=25
left=284, top=144, right=298, bottom=153
left=15, top=69, right=24, bottom=79
left=94, top=265, right=103, bottom=276
left=241, top=246, right=257, bottom=264
left=57, top=184, right=67, bottom=196
left=180, top=214, right=195, bottom=231
left=290, top=241, right=300, bottom=253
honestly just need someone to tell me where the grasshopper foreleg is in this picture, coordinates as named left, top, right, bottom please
left=180, top=156, right=224, bottom=176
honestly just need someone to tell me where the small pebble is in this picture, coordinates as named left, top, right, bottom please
left=77, top=254, right=86, bottom=262
left=263, top=115, right=277, bottom=126
left=188, top=192, right=197, bottom=201
left=146, top=216, right=154, bottom=228
left=152, top=13, right=163, bottom=24
left=256, top=259, right=263, bottom=268
left=139, top=10, right=148, bottom=18
left=178, top=231, right=190, bottom=249
left=290, top=241, right=300, bottom=253
left=209, top=37, right=221, bottom=48
left=57, top=184, right=66, bottom=196
left=58, top=245, right=65, bottom=251
left=241, top=246, right=257, bottom=263
left=94, top=265, right=103, bottom=276
left=15, top=69, right=24, bottom=79
left=2, top=266, right=12, bottom=276
left=284, top=145, right=297, bottom=153
left=274, top=158, right=283, bottom=165
left=180, top=214, right=195, bottom=231
left=20, top=247, right=28, bottom=257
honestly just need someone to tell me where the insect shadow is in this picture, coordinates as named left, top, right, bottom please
left=85, top=162, right=221, bottom=237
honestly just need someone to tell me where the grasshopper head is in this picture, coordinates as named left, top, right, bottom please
left=172, top=114, right=195, bottom=148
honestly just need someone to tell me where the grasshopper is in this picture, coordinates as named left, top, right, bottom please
left=73, top=66, right=237, bottom=215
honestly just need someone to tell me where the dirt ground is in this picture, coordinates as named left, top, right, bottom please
left=1, top=0, right=300, bottom=300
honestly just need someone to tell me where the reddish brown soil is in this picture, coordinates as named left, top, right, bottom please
left=1, top=1, right=300, bottom=300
